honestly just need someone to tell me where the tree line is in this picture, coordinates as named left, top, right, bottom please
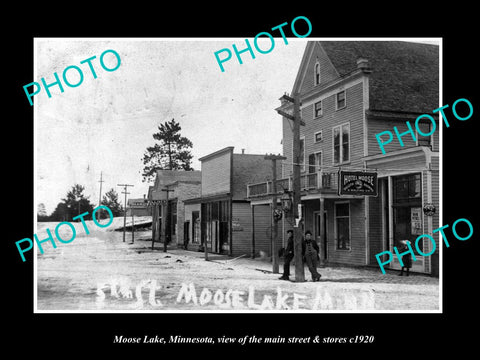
left=38, top=185, right=124, bottom=222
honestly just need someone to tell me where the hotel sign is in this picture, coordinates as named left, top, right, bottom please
left=339, top=171, right=378, bottom=196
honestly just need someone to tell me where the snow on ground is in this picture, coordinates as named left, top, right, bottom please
left=35, top=219, right=440, bottom=312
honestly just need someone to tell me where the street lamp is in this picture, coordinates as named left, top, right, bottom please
left=281, top=190, right=293, bottom=213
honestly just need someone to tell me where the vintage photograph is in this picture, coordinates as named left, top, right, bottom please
left=33, top=38, right=441, bottom=312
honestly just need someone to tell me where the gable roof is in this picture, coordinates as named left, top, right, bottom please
left=295, top=41, right=439, bottom=114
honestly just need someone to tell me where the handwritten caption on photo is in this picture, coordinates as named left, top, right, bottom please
left=96, top=279, right=375, bottom=311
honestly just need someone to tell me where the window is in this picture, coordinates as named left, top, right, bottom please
left=336, top=90, right=346, bottom=110
left=314, top=131, right=323, bottom=143
left=335, top=202, right=350, bottom=250
left=393, top=174, right=421, bottom=204
left=315, top=152, right=322, bottom=169
left=416, top=121, right=432, bottom=148
left=333, top=123, right=350, bottom=164
left=314, top=100, right=322, bottom=117
left=314, top=62, right=320, bottom=85
left=308, top=152, right=322, bottom=174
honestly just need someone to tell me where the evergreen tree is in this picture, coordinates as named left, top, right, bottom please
left=142, top=118, right=194, bottom=183
left=101, top=188, right=123, bottom=217
left=49, top=184, right=95, bottom=221
left=37, top=203, right=49, bottom=222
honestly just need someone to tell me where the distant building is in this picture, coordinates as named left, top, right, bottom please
left=126, top=196, right=150, bottom=217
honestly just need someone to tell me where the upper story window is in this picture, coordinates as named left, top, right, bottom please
left=416, top=121, right=432, bottom=148
left=314, top=61, right=320, bottom=86
left=314, top=100, right=322, bottom=118
left=336, top=90, right=346, bottom=110
left=333, top=123, right=350, bottom=165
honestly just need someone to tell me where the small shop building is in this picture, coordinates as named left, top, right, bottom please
left=126, top=196, right=151, bottom=217
left=148, top=170, right=201, bottom=248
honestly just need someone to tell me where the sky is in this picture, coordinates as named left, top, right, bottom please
left=35, top=38, right=307, bottom=214
left=34, top=38, right=439, bottom=214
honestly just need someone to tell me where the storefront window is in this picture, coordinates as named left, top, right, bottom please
left=394, top=174, right=421, bottom=203
left=335, top=202, right=350, bottom=250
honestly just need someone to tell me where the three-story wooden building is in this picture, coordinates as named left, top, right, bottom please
left=248, top=41, right=440, bottom=275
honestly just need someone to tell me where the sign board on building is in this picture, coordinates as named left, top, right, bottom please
left=232, top=218, right=243, bottom=231
left=338, top=171, right=378, bottom=196
left=411, top=207, right=423, bottom=235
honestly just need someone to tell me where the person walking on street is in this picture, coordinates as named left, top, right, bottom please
left=279, top=230, right=294, bottom=281
left=398, top=240, right=412, bottom=276
left=302, top=230, right=321, bottom=282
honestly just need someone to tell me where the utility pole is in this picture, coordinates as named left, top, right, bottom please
left=98, top=171, right=104, bottom=219
left=151, top=199, right=159, bottom=251
left=98, top=171, right=104, bottom=206
left=131, top=208, right=135, bottom=244
left=117, top=184, right=134, bottom=243
left=276, top=92, right=305, bottom=282
left=265, top=154, right=286, bottom=274
left=161, top=187, right=174, bottom=253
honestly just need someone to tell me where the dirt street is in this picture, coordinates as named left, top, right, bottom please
left=35, top=219, right=440, bottom=312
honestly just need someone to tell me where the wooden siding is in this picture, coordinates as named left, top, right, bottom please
left=282, top=81, right=365, bottom=176
left=299, top=42, right=340, bottom=94
left=232, top=154, right=277, bottom=201
left=368, top=181, right=384, bottom=265
left=372, top=151, right=427, bottom=172
left=231, top=203, right=281, bottom=258
left=201, top=150, right=231, bottom=196
left=173, top=182, right=202, bottom=247
left=368, top=117, right=440, bottom=156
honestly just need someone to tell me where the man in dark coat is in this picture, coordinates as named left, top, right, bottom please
left=279, top=230, right=294, bottom=280
left=302, top=230, right=321, bottom=282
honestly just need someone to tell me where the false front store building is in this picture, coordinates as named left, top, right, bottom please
left=184, top=147, right=281, bottom=257
left=247, top=41, right=440, bottom=275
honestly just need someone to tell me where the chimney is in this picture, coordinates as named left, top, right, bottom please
left=279, top=92, right=289, bottom=105
left=241, top=149, right=245, bottom=154
left=356, top=58, right=370, bottom=71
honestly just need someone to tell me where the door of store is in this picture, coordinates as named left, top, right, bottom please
left=391, top=173, right=424, bottom=272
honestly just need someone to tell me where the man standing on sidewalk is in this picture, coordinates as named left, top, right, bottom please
left=303, top=230, right=321, bottom=282
left=279, top=230, right=294, bottom=281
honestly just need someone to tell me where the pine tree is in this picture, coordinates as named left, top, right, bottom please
left=101, top=188, right=123, bottom=217
left=37, top=203, right=49, bottom=222
left=50, top=184, right=95, bottom=221
left=142, top=118, right=194, bottom=183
